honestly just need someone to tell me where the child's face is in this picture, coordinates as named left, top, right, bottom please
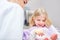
left=34, top=15, right=46, bottom=27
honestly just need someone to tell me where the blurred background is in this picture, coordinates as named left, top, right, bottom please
left=24, top=0, right=60, bottom=32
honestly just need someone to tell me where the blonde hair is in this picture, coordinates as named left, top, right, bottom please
left=29, top=8, right=52, bottom=27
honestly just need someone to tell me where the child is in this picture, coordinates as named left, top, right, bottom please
left=23, top=8, right=59, bottom=40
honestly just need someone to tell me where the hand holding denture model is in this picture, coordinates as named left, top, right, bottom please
left=34, top=29, right=51, bottom=40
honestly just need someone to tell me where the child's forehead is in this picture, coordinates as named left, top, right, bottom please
left=36, top=15, right=46, bottom=18
left=34, top=15, right=46, bottom=20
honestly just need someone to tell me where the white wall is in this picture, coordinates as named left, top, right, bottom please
left=26, top=0, right=60, bottom=28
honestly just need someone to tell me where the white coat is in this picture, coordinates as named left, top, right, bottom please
left=0, top=0, right=24, bottom=40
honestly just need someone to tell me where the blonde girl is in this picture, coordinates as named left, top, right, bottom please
left=23, top=8, right=59, bottom=40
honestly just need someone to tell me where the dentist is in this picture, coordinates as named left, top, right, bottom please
left=0, top=0, right=28, bottom=40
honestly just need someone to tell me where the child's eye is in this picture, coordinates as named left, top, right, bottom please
left=43, top=20, right=45, bottom=22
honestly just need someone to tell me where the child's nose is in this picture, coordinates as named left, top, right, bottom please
left=40, top=21, right=43, bottom=24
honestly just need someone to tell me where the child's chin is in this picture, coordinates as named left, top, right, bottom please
left=38, top=25, right=45, bottom=27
